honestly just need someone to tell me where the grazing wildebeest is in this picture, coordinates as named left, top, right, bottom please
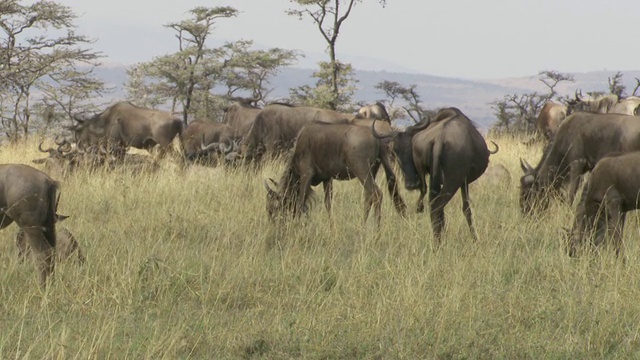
left=0, top=164, right=62, bottom=286
left=17, top=225, right=85, bottom=265
left=241, top=103, right=351, bottom=164
left=566, top=151, right=640, bottom=258
left=520, top=112, right=640, bottom=215
left=222, top=99, right=261, bottom=139
left=373, top=107, right=497, bottom=243
left=181, top=120, right=237, bottom=164
left=610, top=96, right=640, bottom=116
left=68, top=102, right=183, bottom=156
left=357, top=102, right=391, bottom=123
left=264, top=121, right=406, bottom=226
left=536, top=101, right=567, bottom=140
left=566, top=91, right=618, bottom=115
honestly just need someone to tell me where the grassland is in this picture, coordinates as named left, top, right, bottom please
left=1, top=135, right=640, bottom=359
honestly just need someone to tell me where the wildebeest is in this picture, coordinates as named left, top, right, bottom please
left=68, top=102, right=183, bottom=156
left=566, top=151, right=640, bottom=258
left=33, top=137, right=157, bottom=176
left=536, top=101, right=567, bottom=140
left=181, top=120, right=237, bottom=164
left=0, top=164, right=62, bottom=286
left=241, top=103, right=351, bottom=164
left=17, top=225, right=85, bottom=265
left=373, top=107, right=497, bottom=243
left=566, top=91, right=618, bottom=115
left=520, top=112, right=640, bottom=215
left=357, top=102, right=391, bottom=123
left=264, top=121, right=406, bottom=226
left=222, top=100, right=261, bottom=139
left=610, top=96, right=640, bottom=116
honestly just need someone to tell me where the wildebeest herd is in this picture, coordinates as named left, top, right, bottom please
left=5, top=93, right=640, bottom=287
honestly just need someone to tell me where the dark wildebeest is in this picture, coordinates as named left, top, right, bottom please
left=357, top=102, right=391, bottom=123
left=222, top=100, right=261, bottom=139
left=17, top=226, right=85, bottom=265
left=241, top=103, right=352, bottom=164
left=536, top=101, right=567, bottom=140
left=0, top=164, right=62, bottom=286
left=566, top=91, right=618, bottom=115
left=566, top=151, right=640, bottom=258
left=69, top=102, right=183, bottom=156
left=373, top=107, right=497, bottom=243
left=520, top=112, right=640, bottom=215
left=264, top=121, right=406, bottom=226
left=610, top=96, right=640, bottom=116
left=181, top=120, right=237, bottom=164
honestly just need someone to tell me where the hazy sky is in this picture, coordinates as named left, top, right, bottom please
left=51, top=0, right=640, bottom=79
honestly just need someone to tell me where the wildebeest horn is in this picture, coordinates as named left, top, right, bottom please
left=38, top=140, right=56, bottom=155
left=219, top=141, right=233, bottom=154
left=200, top=134, right=221, bottom=152
left=56, top=138, right=72, bottom=153
left=371, top=119, right=398, bottom=139
left=488, top=141, right=499, bottom=154
left=520, top=158, right=534, bottom=174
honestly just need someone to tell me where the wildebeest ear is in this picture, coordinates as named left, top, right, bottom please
left=55, top=213, right=70, bottom=222
left=264, top=179, right=278, bottom=198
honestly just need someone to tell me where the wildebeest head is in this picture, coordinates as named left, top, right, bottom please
left=68, top=113, right=109, bottom=147
left=264, top=178, right=282, bottom=221
left=371, top=118, right=431, bottom=190
left=519, top=158, right=551, bottom=215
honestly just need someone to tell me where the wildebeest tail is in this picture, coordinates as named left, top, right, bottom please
left=380, top=145, right=406, bottom=215
left=430, top=135, right=445, bottom=188
left=44, top=181, right=59, bottom=248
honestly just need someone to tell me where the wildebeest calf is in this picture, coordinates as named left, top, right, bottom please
left=567, top=152, right=640, bottom=258
left=17, top=226, right=85, bottom=264
left=264, top=121, right=406, bottom=226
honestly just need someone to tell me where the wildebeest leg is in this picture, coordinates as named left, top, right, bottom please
left=604, top=192, right=625, bottom=258
left=15, top=229, right=29, bottom=263
left=568, top=159, right=588, bottom=205
left=21, top=226, right=55, bottom=287
left=362, top=175, right=383, bottom=226
left=297, top=173, right=313, bottom=216
left=323, top=180, right=333, bottom=218
left=460, top=182, right=478, bottom=241
left=416, top=180, right=428, bottom=213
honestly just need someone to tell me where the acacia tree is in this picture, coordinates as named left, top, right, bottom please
left=0, top=0, right=103, bottom=140
left=220, top=40, right=299, bottom=103
left=289, top=60, right=357, bottom=110
left=375, top=80, right=433, bottom=123
left=287, top=0, right=386, bottom=110
left=127, top=7, right=299, bottom=122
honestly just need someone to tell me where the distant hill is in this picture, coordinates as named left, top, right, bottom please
left=92, top=65, right=640, bottom=131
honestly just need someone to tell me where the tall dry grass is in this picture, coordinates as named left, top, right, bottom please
left=1, top=135, right=640, bottom=359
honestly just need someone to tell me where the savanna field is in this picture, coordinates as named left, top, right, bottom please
left=2, top=135, right=640, bottom=359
